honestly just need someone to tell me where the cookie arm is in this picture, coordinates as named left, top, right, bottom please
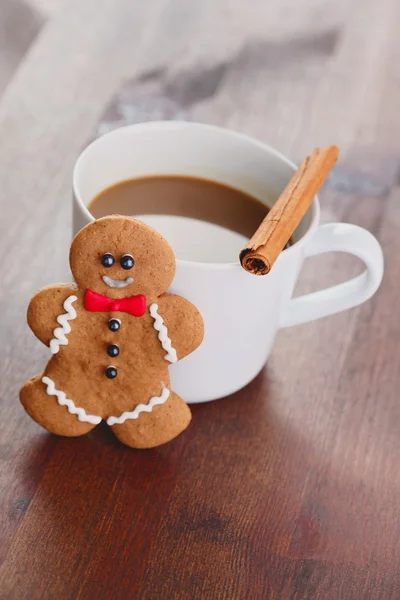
left=155, top=294, right=204, bottom=361
left=27, top=283, right=79, bottom=347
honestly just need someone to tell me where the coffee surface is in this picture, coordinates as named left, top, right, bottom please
left=88, top=175, right=271, bottom=238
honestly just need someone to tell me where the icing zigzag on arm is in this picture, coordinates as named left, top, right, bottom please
left=49, top=295, right=78, bottom=354
left=149, top=303, right=178, bottom=363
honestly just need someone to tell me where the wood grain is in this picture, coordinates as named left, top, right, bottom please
left=0, top=0, right=399, bottom=598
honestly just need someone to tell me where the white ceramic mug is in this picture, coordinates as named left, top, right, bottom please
left=73, top=122, right=384, bottom=403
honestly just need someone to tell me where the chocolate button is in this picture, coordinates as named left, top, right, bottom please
left=107, top=344, right=120, bottom=358
left=108, top=318, right=120, bottom=332
left=105, top=366, right=117, bottom=379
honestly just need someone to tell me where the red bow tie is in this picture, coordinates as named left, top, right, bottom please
left=84, top=289, right=146, bottom=317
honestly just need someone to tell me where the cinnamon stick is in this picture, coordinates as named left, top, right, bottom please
left=239, top=145, right=339, bottom=275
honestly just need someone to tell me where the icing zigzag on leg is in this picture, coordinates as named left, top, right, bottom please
left=107, top=383, right=170, bottom=425
left=42, top=376, right=102, bottom=424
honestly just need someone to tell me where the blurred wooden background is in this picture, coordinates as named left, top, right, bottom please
left=0, top=0, right=400, bottom=598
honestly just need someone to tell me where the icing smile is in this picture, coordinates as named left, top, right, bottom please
left=102, top=275, right=134, bottom=289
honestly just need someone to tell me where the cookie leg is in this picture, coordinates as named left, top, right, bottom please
left=20, top=374, right=100, bottom=437
left=109, top=388, right=192, bottom=449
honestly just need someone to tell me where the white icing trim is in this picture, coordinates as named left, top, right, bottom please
left=107, top=383, right=170, bottom=426
left=49, top=295, right=78, bottom=354
left=149, top=303, right=177, bottom=363
left=42, top=376, right=102, bottom=425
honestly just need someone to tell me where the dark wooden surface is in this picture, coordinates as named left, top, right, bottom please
left=1, top=0, right=400, bottom=598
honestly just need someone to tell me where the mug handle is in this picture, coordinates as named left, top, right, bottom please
left=279, top=223, right=384, bottom=328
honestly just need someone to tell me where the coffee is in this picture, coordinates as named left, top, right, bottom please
left=88, top=175, right=278, bottom=263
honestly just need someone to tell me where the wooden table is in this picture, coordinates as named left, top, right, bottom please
left=1, top=0, right=399, bottom=597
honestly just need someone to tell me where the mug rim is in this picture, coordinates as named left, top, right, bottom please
left=73, top=121, right=320, bottom=270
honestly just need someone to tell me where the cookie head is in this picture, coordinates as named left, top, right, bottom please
left=69, top=216, right=176, bottom=299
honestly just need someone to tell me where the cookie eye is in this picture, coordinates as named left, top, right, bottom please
left=120, top=254, right=134, bottom=270
left=101, top=253, right=115, bottom=268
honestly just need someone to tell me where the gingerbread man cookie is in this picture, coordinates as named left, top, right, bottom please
left=20, top=216, right=204, bottom=449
